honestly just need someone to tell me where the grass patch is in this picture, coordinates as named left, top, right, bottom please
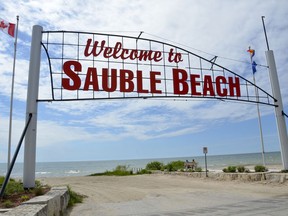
left=67, top=186, right=86, bottom=207
left=89, top=165, right=152, bottom=176
left=90, top=165, right=133, bottom=176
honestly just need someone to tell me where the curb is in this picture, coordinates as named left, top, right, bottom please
left=2, top=186, right=69, bottom=216
left=158, top=171, right=288, bottom=183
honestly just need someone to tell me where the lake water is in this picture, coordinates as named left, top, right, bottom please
left=0, top=151, right=282, bottom=178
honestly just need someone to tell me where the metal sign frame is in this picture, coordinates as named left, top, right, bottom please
left=39, top=30, right=276, bottom=106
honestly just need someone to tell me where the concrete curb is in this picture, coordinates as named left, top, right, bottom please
left=160, top=171, right=288, bottom=183
left=2, top=186, right=69, bottom=216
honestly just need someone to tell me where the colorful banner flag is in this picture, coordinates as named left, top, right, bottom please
left=0, top=17, right=15, bottom=37
left=252, top=61, right=257, bottom=74
left=247, top=47, right=255, bottom=58
left=247, top=47, right=257, bottom=74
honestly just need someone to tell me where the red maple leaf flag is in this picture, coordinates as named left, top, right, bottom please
left=0, top=17, right=15, bottom=37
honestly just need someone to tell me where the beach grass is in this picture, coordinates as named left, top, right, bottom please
left=89, top=165, right=152, bottom=176
left=67, top=186, right=86, bottom=207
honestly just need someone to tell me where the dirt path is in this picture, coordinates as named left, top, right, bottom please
left=40, top=174, right=288, bottom=216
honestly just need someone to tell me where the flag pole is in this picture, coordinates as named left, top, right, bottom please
left=7, top=15, right=19, bottom=170
left=248, top=47, right=266, bottom=167
left=261, top=16, right=270, bottom=51
left=253, top=74, right=266, bottom=167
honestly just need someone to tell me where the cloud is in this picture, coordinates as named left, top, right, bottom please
left=0, top=0, right=287, bottom=161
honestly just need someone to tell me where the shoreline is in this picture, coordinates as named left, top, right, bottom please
left=0, top=152, right=284, bottom=179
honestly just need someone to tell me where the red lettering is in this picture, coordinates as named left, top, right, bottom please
left=120, top=69, right=134, bottom=92
left=84, top=39, right=163, bottom=62
left=203, top=75, right=215, bottom=96
left=120, top=49, right=130, bottom=60
left=102, top=68, right=117, bottom=92
left=62, top=61, right=81, bottom=90
left=150, top=71, right=162, bottom=94
left=229, top=77, right=241, bottom=97
left=113, top=42, right=122, bottom=58
left=130, top=50, right=138, bottom=60
left=137, top=71, right=149, bottom=93
left=103, top=46, right=113, bottom=58
left=153, top=51, right=162, bottom=62
left=84, top=67, right=99, bottom=91
left=84, top=39, right=105, bottom=57
left=173, top=68, right=188, bottom=94
left=190, top=74, right=201, bottom=96
left=215, top=76, right=227, bottom=97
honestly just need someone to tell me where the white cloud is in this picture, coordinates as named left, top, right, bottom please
left=0, top=0, right=287, bottom=161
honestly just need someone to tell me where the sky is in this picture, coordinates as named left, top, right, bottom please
left=0, top=0, right=288, bottom=163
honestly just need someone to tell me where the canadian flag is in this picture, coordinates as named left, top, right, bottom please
left=0, top=18, right=15, bottom=37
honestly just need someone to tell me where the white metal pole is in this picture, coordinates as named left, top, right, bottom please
left=248, top=46, right=266, bottom=167
left=23, top=25, right=42, bottom=188
left=252, top=75, right=266, bottom=167
left=266, top=50, right=288, bottom=170
left=7, top=15, right=19, bottom=170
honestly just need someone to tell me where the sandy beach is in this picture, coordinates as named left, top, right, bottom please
left=40, top=173, right=288, bottom=216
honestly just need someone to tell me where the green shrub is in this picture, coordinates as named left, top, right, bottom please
left=165, top=160, right=185, bottom=171
left=195, top=167, right=202, bottom=172
left=223, top=166, right=237, bottom=173
left=145, top=161, right=164, bottom=170
left=254, top=165, right=268, bottom=172
left=4, top=179, right=25, bottom=195
left=237, top=166, right=245, bottom=173
left=227, top=166, right=237, bottom=173
left=281, top=169, right=288, bottom=173
left=165, top=163, right=174, bottom=172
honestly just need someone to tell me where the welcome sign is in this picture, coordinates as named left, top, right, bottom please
left=40, top=31, right=274, bottom=106
left=22, top=26, right=283, bottom=189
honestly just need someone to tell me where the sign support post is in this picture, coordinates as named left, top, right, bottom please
left=23, top=25, right=42, bottom=188
left=266, top=50, right=288, bottom=170
left=203, top=147, right=208, bottom=177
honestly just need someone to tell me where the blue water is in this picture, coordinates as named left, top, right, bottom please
left=0, top=152, right=282, bottom=178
